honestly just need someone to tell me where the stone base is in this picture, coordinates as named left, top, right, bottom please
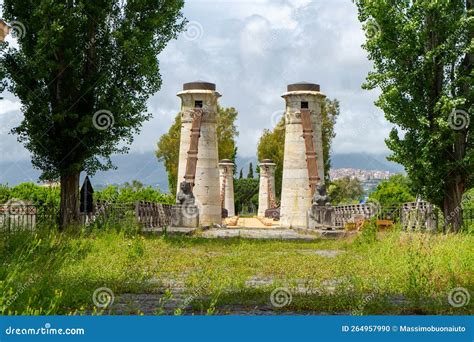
left=171, top=204, right=199, bottom=228
left=265, top=207, right=280, bottom=220
left=221, top=208, right=228, bottom=218
left=307, top=205, right=336, bottom=230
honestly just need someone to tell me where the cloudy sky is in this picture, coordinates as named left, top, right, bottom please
left=1, top=0, right=393, bottom=165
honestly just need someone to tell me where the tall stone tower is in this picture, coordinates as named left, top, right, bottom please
left=280, top=82, right=326, bottom=228
left=219, top=159, right=235, bottom=217
left=257, top=159, right=276, bottom=217
left=176, top=81, right=222, bottom=226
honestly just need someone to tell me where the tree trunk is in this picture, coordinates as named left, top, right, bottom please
left=59, top=171, right=80, bottom=230
left=442, top=176, right=464, bottom=233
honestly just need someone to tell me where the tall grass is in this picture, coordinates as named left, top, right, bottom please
left=0, top=220, right=472, bottom=315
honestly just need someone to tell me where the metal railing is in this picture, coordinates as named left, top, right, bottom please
left=0, top=204, right=57, bottom=232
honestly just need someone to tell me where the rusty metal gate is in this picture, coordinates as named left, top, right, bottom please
left=184, top=108, right=203, bottom=189
left=300, top=108, right=320, bottom=196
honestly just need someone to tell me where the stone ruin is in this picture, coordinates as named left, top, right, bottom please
left=170, top=80, right=330, bottom=230
left=279, top=82, right=326, bottom=228
left=257, top=159, right=279, bottom=219
left=172, top=81, right=232, bottom=227
left=307, top=184, right=336, bottom=229
left=219, top=159, right=235, bottom=218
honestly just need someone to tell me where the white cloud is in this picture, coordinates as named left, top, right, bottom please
left=0, top=99, right=21, bottom=115
left=0, top=0, right=393, bottom=165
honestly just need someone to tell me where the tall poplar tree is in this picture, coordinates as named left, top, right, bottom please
left=356, top=0, right=472, bottom=232
left=0, top=0, right=185, bottom=229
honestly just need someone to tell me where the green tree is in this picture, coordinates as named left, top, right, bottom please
left=356, top=0, right=472, bottom=232
left=95, top=183, right=173, bottom=204
left=247, top=162, right=254, bottom=179
left=239, top=168, right=243, bottom=179
left=156, top=114, right=181, bottom=196
left=328, top=177, right=364, bottom=205
left=257, top=98, right=340, bottom=198
left=0, top=0, right=185, bottom=229
left=234, top=178, right=259, bottom=214
left=368, top=174, right=416, bottom=207
left=156, top=106, right=239, bottom=195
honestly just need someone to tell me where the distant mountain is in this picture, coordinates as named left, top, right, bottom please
left=0, top=151, right=403, bottom=191
left=330, top=153, right=404, bottom=173
left=0, top=152, right=169, bottom=192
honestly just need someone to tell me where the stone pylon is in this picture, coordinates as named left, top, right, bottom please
left=258, top=159, right=276, bottom=217
left=176, top=81, right=222, bottom=226
left=219, top=159, right=235, bottom=217
left=280, top=82, right=326, bottom=228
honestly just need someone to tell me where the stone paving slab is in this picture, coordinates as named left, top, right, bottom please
left=200, top=228, right=319, bottom=240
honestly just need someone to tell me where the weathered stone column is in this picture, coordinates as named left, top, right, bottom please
left=280, top=82, right=326, bottom=228
left=257, top=159, right=276, bottom=217
left=176, top=81, right=222, bottom=226
left=219, top=159, right=235, bottom=217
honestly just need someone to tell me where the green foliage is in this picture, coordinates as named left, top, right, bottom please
left=328, top=177, right=364, bottom=205
left=369, top=174, right=416, bottom=207
left=1, top=229, right=472, bottom=315
left=156, top=114, right=182, bottom=196
left=156, top=106, right=239, bottom=195
left=356, top=0, right=473, bottom=231
left=216, top=106, right=239, bottom=167
left=256, top=118, right=285, bottom=198
left=257, top=98, right=340, bottom=198
left=95, top=183, right=174, bottom=204
left=0, top=183, right=60, bottom=208
left=0, top=181, right=173, bottom=207
left=247, top=162, right=254, bottom=179
left=354, top=218, right=379, bottom=246
left=321, top=99, right=340, bottom=184
left=0, top=185, right=11, bottom=204
left=234, top=178, right=259, bottom=214
left=462, top=188, right=474, bottom=210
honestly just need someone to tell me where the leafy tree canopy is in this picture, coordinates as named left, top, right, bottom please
left=356, top=0, right=472, bottom=231
left=368, top=174, right=416, bottom=207
left=328, top=176, right=364, bottom=205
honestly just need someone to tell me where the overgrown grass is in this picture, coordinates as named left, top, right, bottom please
left=0, top=222, right=472, bottom=315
